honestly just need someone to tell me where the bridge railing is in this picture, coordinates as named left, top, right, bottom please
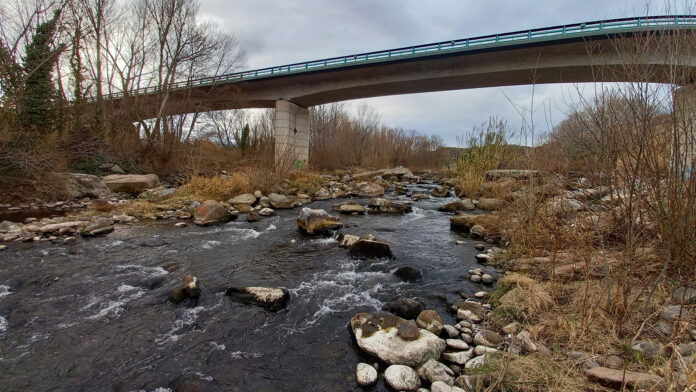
left=97, top=15, right=696, bottom=100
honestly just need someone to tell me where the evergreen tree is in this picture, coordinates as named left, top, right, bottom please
left=18, top=10, right=61, bottom=134
left=239, top=123, right=250, bottom=152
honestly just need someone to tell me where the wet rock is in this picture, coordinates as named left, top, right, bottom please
left=194, top=200, right=231, bottom=226
left=254, top=190, right=263, bottom=199
left=338, top=233, right=360, bottom=248
left=417, top=358, right=455, bottom=385
left=456, top=301, right=484, bottom=322
left=297, top=207, right=342, bottom=234
left=382, top=296, right=424, bottom=319
left=474, top=330, right=503, bottom=348
left=585, top=367, right=663, bottom=390
left=368, top=198, right=412, bottom=214
left=416, top=309, right=444, bottom=335
left=228, top=193, right=256, bottom=205
left=442, top=348, right=475, bottom=365
left=397, top=320, right=420, bottom=341
left=432, top=186, right=450, bottom=197
left=474, top=291, right=489, bottom=299
left=393, top=266, right=422, bottom=282
left=476, top=198, right=503, bottom=211
left=470, top=275, right=482, bottom=283
left=672, top=286, right=696, bottom=305
left=438, top=199, right=475, bottom=213
left=355, top=363, right=378, bottom=386
left=411, top=193, right=430, bottom=200
left=81, top=218, right=114, bottom=237
left=258, top=208, right=276, bottom=216
left=225, top=286, right=289, bottom=310
left=39, top=221, right=88, bottom=234
left=103, top=174, right=159, bottom=194
left=168, top=274, right=200, bottom=304
left=384, top=364, right=421, bottom=391
left=475, top=253, right=493, bottom=263
left=350, top=312, right=446, bottom=366
left=354, top=182, right=385, bottom=197
left=246, top=212, right=261, bottom=222
left=349, top=239, right=392, bottom=258
left=314, top=187, right=331, bottom=200
left=174, top=222, right=187, bottom=228
left=469, top=224, right=486, bottom=238
left=339, top=203, right=366, bottom=214
left=481, top=274, right=494, bottom=285
left=475, top=244, right=486, bottom=251
left=268, top=193, right=295, bottom=209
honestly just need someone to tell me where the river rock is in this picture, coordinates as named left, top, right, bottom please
left=431, top=381, right=467, bottom=392
left=194, top=200, right=231, bottom=226
left=268, top=193, right=295, bottom=209
left=349, top=238, right=392, bottom=258
left=339, top=203, right=366, bottom=214
left=384, top=365, right=421, bottom=391
left=469, top=224, right=486, bottom=238
left=103, top=174, right=159, bottom=194
left=393, top=266, right=422, bottom=282
left=225, top=286, right=289, bottom=310
left=258, top=208, right=276, bottom=216
left=481, top=274, right=494, bottom=285
left=397, top=320, right=420, bottom=341
left=416, top=309, right=444, bottom=335
left=368, top=198, right=412, bottom=214
left=382, top=296, right=424, bottom=319
left=354, top=182, right=385, bottom=197
left=411, top=193, right=430, bottom=200
left=168, top=274, right=200, bottom=304
left=474, top=330, right=503, bottom=348
left=417, top=358, right=455, bottom=385
left=446, top=339, right=470, bottom=350
left=438, top=199, right=475, bottom=213
left=432, top=186, right=450, bottom=197
left=470, top=275, right=482, bottom=283
left=355, top=363, right=378, bottom=386
left=465, top=354, right=488, bottom=369
left=672, top=286, right=696, bottom=305
left=246, top=211, right=261, bottom=222
left=228, top=193, right=256, bottom=205
left=297, top=207, right=342, bottom=234
left=350, top=312, right=446, bottom=367
left=442, top=348, right=475, bottom=365
left=81, top=218, right=114, bottom=237
left=585, top=367, right=663, bottom=389
left=338, top=234, right=360, bottom=248
left=457, top=301, right=484, bottom=322
left=55, top=172, right=116, bottom=199
left=444, top=325, right=459, bottom=338
left=314, top=187, right=331, bottom=200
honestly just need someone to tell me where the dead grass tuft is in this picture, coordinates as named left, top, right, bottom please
left=288, top=171, right=330, bottom=195
left=176, top=173, right=254, bottom=201
left=483, top=354, right=600, bottom=392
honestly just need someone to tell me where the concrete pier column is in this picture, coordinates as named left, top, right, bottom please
left=275, top=100, right=309, bottom=166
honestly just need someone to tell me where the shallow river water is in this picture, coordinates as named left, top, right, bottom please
left=0, top=183, right=498, bottom=391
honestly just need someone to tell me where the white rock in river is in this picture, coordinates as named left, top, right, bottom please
left=446, top=339, right=470, bottom=351
left=417, top=358, right=455, bottom=385
left=443, top=324, right=459, bottom=337
left=350, top=313, right=446, bottom=367
left=441, top=348, right=475, bottom=365
left=384, top=364, right=421, bottom=391
left=355, top=363, right=377, bottom=386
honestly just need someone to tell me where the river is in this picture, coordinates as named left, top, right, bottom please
left=0, top=182, right=498, bottom=391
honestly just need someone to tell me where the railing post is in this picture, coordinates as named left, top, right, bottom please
left=465, top=39, right=469, bottom=47
left=388, top=50, right=392, bottom=57
left=495, top=34, right=499, bottom=43
left=411, top=46, right=415, bottom=54
left=637, top=17, right=642, bottom=27
left=600, top=21, right=604, bottom=30
left=528, top=30, right=531, bottom=39
left=562, top=25, right=566, bottom=35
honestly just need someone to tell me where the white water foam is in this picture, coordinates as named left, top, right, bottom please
left=156, top=306, right=205, bottom=344
left=0, top=316, right=7, bottom=332
left=0, top=285, right=12, bottom=298
left=403, top=206, right=426, bottom=221
left=82, top=284, right=146, bottom=320
left=114, top=264, right=168, bottom=277
left=230, top=351, right=263, bottom=359
left=202, top=240, right=221, bottom=249
left=209, top=341, right=226, bottom=351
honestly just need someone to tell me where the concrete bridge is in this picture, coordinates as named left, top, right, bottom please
left=99, top=16, right=696, bottom=164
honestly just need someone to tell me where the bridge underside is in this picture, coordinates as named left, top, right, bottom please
left=98, top=34, right=696, bottom=164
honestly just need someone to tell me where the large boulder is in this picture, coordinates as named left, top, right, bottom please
left=368, top=198, right=412, bottom=214
left=297, top=207, right=343, bottom=234
left=438, top=199, right=475, bottom=213
left=354, top=182, right=385, bottom=197
left=339, top=203, right=367, bottom=214
left=103, top=174, right=159, bottom=194
left=268, top=193, right=295, bottom=209
left=338, top=233, right=360, bottom=248
left=382, top=296, right=424, bottom=319
left=393, top=266, right=423, bottom=282
left=225, top=286, right=289, bottom=310
left=55, top=172, right=115, bottom=199
left=349, top=238, right=392, bottom=258
left=193, top=200, right=231, bottom=226
left=350, top=312, right=446, bottom=367
left=228, top=193, right=256, bottom=205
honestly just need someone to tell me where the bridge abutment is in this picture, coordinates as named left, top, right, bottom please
left=275, top=100, right=309, bottom=166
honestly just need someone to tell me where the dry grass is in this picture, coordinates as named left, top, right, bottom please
left=288, top=171, right=330, bottom=195
left=176, top=173, right=254, bottom=201
left=491, top=273, right=554, bottom=321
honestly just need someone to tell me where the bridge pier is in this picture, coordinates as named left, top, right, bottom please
left=275, top=100, right=309, bottom=167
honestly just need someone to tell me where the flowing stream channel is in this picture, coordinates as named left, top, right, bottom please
left=0, top=182, right=499, bottom=391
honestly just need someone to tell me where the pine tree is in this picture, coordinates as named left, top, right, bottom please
left=239, top=123, right=250, bottom=152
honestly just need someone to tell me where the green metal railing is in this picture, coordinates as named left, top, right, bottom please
left=99, top=15, right=696, bottom=100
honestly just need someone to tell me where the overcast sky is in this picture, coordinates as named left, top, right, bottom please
left=199, top=0, right=681, bottom=146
